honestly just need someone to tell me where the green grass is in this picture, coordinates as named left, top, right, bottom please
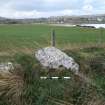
left=0, top=24, right=105, bottom=54
left=0, top=24, right=105, bottom=105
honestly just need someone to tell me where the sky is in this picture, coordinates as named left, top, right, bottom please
left=0, top=0, right=105, bottom=19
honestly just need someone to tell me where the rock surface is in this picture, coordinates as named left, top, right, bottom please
left=0, top=62, right=14, bottom=73
left=35, top=47, right=79, bottom=73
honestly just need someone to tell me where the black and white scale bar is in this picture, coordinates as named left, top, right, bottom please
left=40, top=77, right=71, bottom=80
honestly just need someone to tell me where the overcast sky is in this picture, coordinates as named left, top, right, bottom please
left=0, top=0, right=105, bottom=19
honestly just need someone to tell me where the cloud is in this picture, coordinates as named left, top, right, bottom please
left=0, top=9, right=73, bottom=19
left=0, top=0, right=104, bottom=18
left=84, top=0, right=93, bottom=4
left=83, top=4, right=93, bottom=15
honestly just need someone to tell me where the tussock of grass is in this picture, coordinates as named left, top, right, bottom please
left=0, top=69, right=24, bottom=105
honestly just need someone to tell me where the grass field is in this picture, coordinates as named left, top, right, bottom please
left=0, top=24, right=105, bottom=55
left=0, top=24, right=105, bottom=105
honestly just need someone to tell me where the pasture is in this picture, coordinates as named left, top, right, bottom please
left=0, top=24, right=105, bottom=105
left=0, top=24, right=105, bottom=55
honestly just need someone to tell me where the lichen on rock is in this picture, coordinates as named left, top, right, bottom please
left=35, top=47, right=79, bottom=74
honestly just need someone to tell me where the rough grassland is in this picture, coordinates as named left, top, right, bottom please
left=0, top=24, right=105, bottom=55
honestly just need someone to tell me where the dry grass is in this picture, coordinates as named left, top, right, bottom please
left=0, top=69, right=24, bottom=105
left=62, top=42, right=105, bottom=51
left=86, top=99, right=105, bottom=105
